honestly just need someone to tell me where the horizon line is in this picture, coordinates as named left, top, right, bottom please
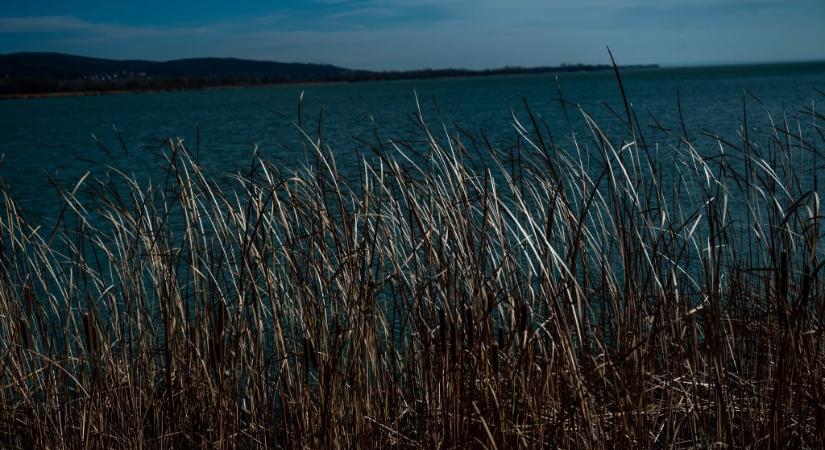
left=4, top=50, right=825, bottom=74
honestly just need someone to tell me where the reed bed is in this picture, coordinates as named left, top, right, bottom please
left=1, top=83, right=824, bottom=448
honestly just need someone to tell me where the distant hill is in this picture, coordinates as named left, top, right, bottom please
left=0, top=53, right=155, bottom=79
left=0, top=52, right=357, bottom=81
left=0, top=52, right=658, bottom=97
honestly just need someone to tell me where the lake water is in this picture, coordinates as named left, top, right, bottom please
left=1, top=61, right=823, bottom=223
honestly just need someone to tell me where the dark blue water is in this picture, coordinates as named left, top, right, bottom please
left=1, top=62, right=823, bottom=222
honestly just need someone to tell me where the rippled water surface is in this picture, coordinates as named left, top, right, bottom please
left=1, top=62, right=823, bottom=221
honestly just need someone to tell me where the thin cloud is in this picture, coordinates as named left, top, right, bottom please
left=0, top=16, right=92, bottom=33
left=0, top=15, right=217, bottom=38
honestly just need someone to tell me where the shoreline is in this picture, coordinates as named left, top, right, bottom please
left=0, top=81, right=351, bottom=100
left=0, top=66, right=663, bottom=101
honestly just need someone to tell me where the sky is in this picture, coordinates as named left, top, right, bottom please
left=1, top=0, right=824, bottom=70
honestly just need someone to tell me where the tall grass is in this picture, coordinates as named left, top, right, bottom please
left=1, top=84, right=824, bottom=448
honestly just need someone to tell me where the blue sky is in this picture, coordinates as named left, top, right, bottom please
left=1, top=0, right=823, bottom=70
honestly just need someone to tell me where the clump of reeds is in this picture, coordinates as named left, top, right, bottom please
left=1, top=81, right=824, bottom=449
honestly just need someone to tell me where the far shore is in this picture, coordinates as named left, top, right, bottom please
left=1, top=63, right=666, bottom=100
left=0, top=80, right=353, bottom=100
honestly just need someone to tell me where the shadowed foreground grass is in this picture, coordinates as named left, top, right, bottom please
left=1, top=92, right=825, bottom=448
